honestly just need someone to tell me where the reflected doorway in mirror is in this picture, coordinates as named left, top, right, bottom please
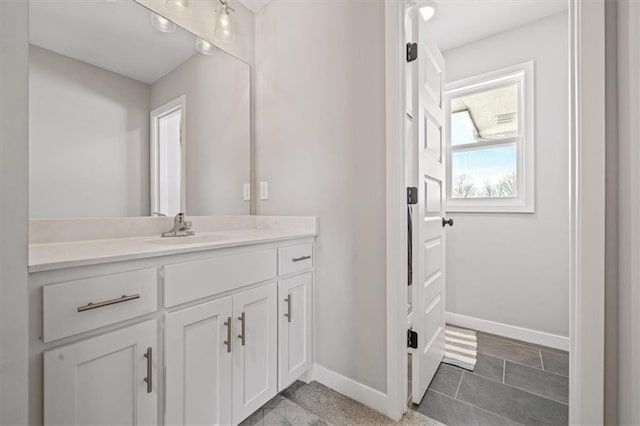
left=150, top=95, right=186, bottom=217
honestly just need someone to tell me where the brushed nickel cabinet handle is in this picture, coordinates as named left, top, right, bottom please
left=77, top=294, right=140, bottom=312
left=237, top=312, right=246, bottom=346
left=224, top=316, right=232, bottom=353
left=292, top=256, right=311, bottom=263
left=284, top=295, right=292, bottom=323
left=143, top=347, right=152, bottom=394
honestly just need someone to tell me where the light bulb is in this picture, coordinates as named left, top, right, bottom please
left=166, top=0, right=190, bottom=16
left=150, top=12, right=176, bottom=33
left=418, top=0, right=437, bottom=21
left=196, top=37, right=216, bottom=55
left=214, top=2, right=234, bottom=42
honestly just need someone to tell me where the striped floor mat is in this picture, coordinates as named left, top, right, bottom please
left=442, top=325, right=477, bottom=371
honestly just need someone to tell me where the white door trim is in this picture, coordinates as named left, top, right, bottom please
left=384, top=0, right=606, bottom=423
left=568, top=1, right=605, bottom=423
left=150, top=95, right=187, bottom=216
left=384, top=0, right=408, bottom=420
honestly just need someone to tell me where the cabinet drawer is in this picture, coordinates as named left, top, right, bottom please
left=43, top=268, right=158, bottom=342
left=278, top=243, right=313, bottom=276
left=164, top=249, right=277, bottom=307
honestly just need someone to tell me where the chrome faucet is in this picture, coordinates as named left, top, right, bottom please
left=161, top=213, right=195, bottom=237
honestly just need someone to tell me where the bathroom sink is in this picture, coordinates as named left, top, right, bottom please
left=145, top=234, right=233, bottom=246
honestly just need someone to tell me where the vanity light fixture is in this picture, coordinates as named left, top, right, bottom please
left=418, top=0, right=437, bottom=22
left=150, top=12, right=176, bottom=33
left=166, top=0, right=190, bottom=16
left=196, top=37, right=216, bottom=55
left=214, top=0, right=235, bottom=42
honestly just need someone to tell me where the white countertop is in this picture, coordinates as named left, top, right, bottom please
left=29, top=228, right=316, bottom=272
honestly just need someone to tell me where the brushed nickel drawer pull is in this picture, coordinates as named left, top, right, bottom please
left=284, top=295, right=292, bottom=323
left=224, top=316, right=232, bottom=353
left=143, top=347, right=152, bottom=393
left=292, top=255, right=311, bottom=263
left=238, top=312, right=246, bottom=346
left=77, top=294, right=140, bottom=312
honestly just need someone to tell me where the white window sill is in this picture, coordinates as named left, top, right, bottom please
left=446, top=200, right=535, bottom=214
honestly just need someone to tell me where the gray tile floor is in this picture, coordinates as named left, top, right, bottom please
left=414, top=332, right=569, bottom=426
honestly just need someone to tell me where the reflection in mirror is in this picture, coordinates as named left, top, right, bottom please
left=28, top=0, right=250, bottom=218
left=151, top=95, right=185, bottom=217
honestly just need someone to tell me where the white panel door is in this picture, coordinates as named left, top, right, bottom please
left=232, top=283, right=278, bottom=425
left=165, top=297, right=233, bottom=426
left=44, top=320, right=158, bottom=426
left=278, top=273, right=313, bottom=391
left=411, top=27, right=447, bottom=404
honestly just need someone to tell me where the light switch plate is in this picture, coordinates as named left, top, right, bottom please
left=243, top=183, right=251, bottom=201
left=259, top=181, right=269, bottom=200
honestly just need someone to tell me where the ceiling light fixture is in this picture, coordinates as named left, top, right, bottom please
left=418, top=0, right=437, bottom=22
left=150, top=12, right=176, bottom=33
left=214, top=0, right=235, bottom=42
left=166, top=0, right=190, bottom=16
left=196, top=37, right=216, bottom=55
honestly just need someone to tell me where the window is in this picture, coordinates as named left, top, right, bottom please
left=445, top=62, right=534, bottom=213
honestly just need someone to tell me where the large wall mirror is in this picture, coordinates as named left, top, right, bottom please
left=29, top=0, right=251, bottom=218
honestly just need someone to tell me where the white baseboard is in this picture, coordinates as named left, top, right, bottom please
left=446, top=312, right=570, bottom=351
left=311, top=364, right=388, bottom=416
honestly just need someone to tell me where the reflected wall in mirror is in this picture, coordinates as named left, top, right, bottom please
left=29, top=0, right=250, bottom=218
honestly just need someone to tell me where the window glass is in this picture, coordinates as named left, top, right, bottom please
left=450, top=83, right=519, bottom=146
left=451, top=144, right=517, bottom=199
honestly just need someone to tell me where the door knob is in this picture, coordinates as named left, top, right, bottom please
left=442, top=217, right=454, bottom=227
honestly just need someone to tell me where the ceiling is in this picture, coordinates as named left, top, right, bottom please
left=30, top=0, right=198, bottom=84
left=424, top=0, right=568, bottom=51
left=237, top=0, right=271, bottom=13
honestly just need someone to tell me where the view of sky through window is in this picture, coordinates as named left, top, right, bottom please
left=451, top=145, right=517, bottom=199
left=449, top=82, right=520, bottom=199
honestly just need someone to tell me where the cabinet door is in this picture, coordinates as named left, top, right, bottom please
left=232, top=283, right=278, bottom=425
left=44, top=320, right=157, bottom=426
left=165, top=297, right=233, bottom=426
left=278, top=273, right=313, bottom=391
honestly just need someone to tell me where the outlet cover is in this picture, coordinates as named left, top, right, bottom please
left=259, top=181, right=269, bottom=200
left=243, top=183, right=250, bottom=201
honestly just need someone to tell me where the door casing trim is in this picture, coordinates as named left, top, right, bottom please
left=384, top=0, right=606, bottom=422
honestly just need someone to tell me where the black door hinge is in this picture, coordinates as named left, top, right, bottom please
left=407, top=42, right=418, bottom=63
left=407, top=329, right=418, bottom=349
left=407, top=187, right=418, bottom=205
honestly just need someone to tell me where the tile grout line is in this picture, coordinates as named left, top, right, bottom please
left=502, top=359, right=506, bottom=383
left=477, top=332, right=568, bottom=355
left=465, top=369, right=569, bottom=407
left=477, top=348, right=564, bottom=375
left=427, top=387, right=527, bottom=426
left=503, top=359, right=569, bottom=379
left=539, top=349, right=545, bottom=370
left=454, top=370, right=464, bottom=399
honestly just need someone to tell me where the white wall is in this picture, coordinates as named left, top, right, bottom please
left=151, top=51, right=251, bottom=216
left=254, top=0, right=388, bottom=393
left=444, top=13, right=570, bottom=338
left=29, top=45, right=150, bottom=217
left=0, top=0, right=29, bottom=423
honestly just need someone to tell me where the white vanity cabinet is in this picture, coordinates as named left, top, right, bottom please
left=278, top=272, right=313, bottom=391
left=165, top=297, right=233, bottom=426
left=35, top=237, right=315, bottom=426
left=44, top=320, right=158, bottom=426
left=165, top=283, right=279, bottom=426
left=232, top=283, right=279, bottom=424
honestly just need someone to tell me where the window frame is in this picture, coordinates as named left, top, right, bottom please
left=445, top=62, right=535, bottom=213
